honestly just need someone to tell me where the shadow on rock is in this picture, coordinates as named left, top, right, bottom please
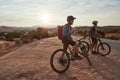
left=44, top=69, right=78, bottom=80
left=91, top=55, right=120, bottom=80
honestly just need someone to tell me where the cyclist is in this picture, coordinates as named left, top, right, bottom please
left=89, top=20, right=99, bottom=54
left=62, top=15, right=82, bottom=60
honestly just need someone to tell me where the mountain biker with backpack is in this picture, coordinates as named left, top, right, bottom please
left=58, top=15, right=82, bottom=60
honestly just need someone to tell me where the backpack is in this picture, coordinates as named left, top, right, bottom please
left=57, top=25, right=63, bottom=40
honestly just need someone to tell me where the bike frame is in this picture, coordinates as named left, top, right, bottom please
left=67, top=40, right=83, bottom=56
left=86, top=35, right=102, bottom=52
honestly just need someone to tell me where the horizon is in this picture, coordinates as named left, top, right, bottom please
left=0, top=25, right=120, bottom=29
left=0, top=0, right=120, bottom=27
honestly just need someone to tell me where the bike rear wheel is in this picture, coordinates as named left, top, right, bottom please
left=97, top=43, right=111, bottom=56
left=50, top=49, right=70, bottom=73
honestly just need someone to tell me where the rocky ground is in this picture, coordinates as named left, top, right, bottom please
left=0, top=41, right=18, bottom=57
left=0, top=36, right=120, bottom=80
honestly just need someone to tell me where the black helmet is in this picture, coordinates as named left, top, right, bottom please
left=67, top=15, right=76, bottom=21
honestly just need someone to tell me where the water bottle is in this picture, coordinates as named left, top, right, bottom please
left=83, top=48, right=88, bottom=57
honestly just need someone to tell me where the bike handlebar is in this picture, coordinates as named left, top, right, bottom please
left=75, top=35, right=89, bottom=42
left=75, top=34, right=100, bottom=42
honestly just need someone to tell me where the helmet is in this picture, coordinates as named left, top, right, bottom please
left=67, top=15, right=76, bottom=21
left=92, top=20, right=98, bottom=24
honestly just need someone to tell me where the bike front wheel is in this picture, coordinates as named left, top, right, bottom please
left=50, top=49, right=70, bottom=73
left=97, top=43, right=111, bottom=56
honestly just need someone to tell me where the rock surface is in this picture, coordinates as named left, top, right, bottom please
left=0, top=36, right=120, bottom=80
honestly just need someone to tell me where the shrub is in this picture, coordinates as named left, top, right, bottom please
left=97, top=30, right=105, bottom=38
left=0, top=31, right=25, bottom=41
left=77, top=30, right=89, bottom=36
left=48, top=32, right=57, bottom=37
left=27, top=28, right=48, bottom=40
left=105, top=33, right=120, bottom=40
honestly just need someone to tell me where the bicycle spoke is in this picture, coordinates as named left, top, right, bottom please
left=97, top=43, right=111, bottom=56
left=50, top=49, right=70, bottom=73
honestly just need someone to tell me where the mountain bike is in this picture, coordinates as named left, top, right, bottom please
left=50, top=38, right=91, bottom=73
left=84, top=35, right=111, bottom=56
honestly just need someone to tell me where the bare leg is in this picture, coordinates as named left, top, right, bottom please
left=72, top=43, right=83, bottom=59
left=94, top=44, right=97, bottom=51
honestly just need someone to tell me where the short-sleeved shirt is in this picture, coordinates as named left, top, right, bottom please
left=62, top=24, right=72, bottom=40
left=89, top=26, right=96, bottom=35
left=89, top=26, right=97, bottom=38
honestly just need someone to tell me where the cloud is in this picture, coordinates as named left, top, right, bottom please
left=0, top=0, right=120, bottom=27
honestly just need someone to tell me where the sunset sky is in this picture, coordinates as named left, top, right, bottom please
left=0, top=0, right=120, bottom=27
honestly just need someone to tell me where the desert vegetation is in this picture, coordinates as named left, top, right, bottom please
left=75, top=26, right=120, bottom=40
left=0, top=27, right=57, bottom=45
left=0, top=27, right=57, bottom=56
left=103, top=28, right=120, bottom=40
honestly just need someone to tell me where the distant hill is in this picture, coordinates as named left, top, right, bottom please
left=75, top=26, right=120, bottom=30
left=0, top=26, right=36, bottom=32
left=75, top=26, right=120, bottom=33
left=0, top=25, right=120, bottom=32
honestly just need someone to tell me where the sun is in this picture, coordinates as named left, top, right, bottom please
left=41, top=13, right=50, bottom=23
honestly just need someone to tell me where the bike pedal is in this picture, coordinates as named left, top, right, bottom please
left=70, top=57, right=75, bottom=61
left=92, top=51, right=98, bottom=55
left=75, top=57, right=83, bottom=60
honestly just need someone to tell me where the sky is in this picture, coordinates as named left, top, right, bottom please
left=0, top=0, right=120, bottom=27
